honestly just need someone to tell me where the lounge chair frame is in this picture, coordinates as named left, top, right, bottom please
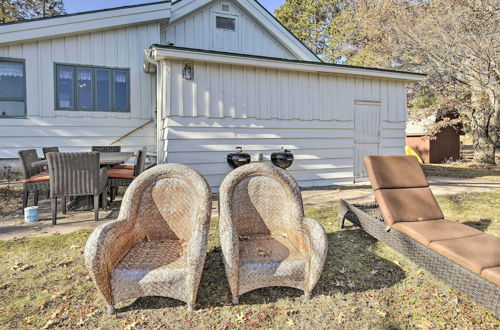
left=338, top=200, right=500, bottom=317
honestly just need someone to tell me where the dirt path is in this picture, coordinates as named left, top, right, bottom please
left=1, top=176, right=499, bottom=241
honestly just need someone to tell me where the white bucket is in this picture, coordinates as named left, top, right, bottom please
left=24, top=206, right=39, bottom=223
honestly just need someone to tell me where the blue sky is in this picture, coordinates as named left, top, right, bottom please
left=64, top=0, right=284, bottom=15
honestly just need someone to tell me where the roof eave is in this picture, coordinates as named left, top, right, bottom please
left=150, top=45, right=426, bottom=82
left=0, top=2, right=171, bottom=46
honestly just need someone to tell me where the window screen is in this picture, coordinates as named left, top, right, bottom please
left=0, top=59, right=26, bottom=118
left=216, top=16, right=236, bottom=31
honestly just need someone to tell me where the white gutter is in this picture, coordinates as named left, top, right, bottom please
left=0, top=2, right=171, bottom=45
left=151, top=46, right=426, bottom=82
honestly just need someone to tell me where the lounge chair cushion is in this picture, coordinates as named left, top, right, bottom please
left=364, top=155, right=428, bottom=190
left=481, top=267, right=500, bottom=286
left=375, top=187, right=444, bottom=225
left=429, top=234, right=500, bottom=275
left=108, top=168, right=135, bottom=179
left=391, top=219, right=482, bottom=246
left=22, top=172, right=50, bottom=183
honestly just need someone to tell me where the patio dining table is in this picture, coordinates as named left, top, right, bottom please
left=32, top=152, right=135, bottom=211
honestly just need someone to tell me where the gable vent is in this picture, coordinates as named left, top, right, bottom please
left=221, top=4, right=230, bottom=12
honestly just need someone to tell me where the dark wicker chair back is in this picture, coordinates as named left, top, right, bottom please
left=18, top=149, right=40, bottom=179
left=134, top=147, right=147, bottom=177
left=47, top=152, right=101, bottom=197
left=42, top=147, right=59, bottom=159
left=91, top=146, right=121, bottom=152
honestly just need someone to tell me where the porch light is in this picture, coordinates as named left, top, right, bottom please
left=183, top=63, right=193, bottom=80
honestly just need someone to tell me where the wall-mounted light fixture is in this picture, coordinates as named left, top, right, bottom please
left=183, top=63, right=194, bottom=80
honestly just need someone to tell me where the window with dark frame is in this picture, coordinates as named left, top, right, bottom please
left=55, top=64, right=130, bottom=112
left=216, top=16, right=236, bottom=31
left=0, top=58, right=26, bottom=118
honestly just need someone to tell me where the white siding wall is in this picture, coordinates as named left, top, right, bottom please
left=159, top=60, right=408, bottom=189
left=0, top=23, right=160, bottom=158
left=163, top=0, right=295, bottom=59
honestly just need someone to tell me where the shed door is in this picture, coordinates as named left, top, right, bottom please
left=354, top=103, right=381, bottom=179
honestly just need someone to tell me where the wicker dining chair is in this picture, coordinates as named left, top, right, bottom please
left=91, top=146, right=121, bottom=152
left=219, top=163, right=328, bottom=304
left=46, top=152, right=108, bottom=224
left=42, top=147, right=59, bottom=159
left=108, top=147, right=147, bottom=202
left=84, top=164, right=212, bottom=313
left=18, top=149, right=50, bottom=213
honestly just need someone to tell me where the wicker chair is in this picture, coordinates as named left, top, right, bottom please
left=219, top=163, right=328, bottom=304
left=84, top=164, right=212, bottom=313
left=47, top=152, right=108, bottom=224
left=108, top=147, right=147, bottom=201
left=91, top=146, right=121, bottom=152
left=42, top=147, right=59, bottom=159
left=18, top=149, right=50, bottom=213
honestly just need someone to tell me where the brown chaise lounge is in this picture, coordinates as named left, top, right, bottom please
left=339, top=155, right=500, bottom=316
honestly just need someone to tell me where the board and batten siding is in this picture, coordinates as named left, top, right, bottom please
left=0, top=23, right=160, bottom=158
left=158, top=59, right=408, bottom=188
left=163, top=0, right=295, bottom=59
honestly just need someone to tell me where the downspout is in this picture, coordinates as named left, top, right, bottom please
left=144, top=48, right=164, bottom=164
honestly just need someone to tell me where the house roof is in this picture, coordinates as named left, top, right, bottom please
left=0, top=1, right=171, bottom=45
left=149, top=44, right=427, bottom=81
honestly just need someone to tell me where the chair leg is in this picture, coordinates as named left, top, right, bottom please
left=94, top=195, right=99, bottom=221
left=232, top=296, right=239, bottom=305
left=34, top=190, right=39, bottom=207
left=62, top=196, right=67, bottom=215
left=51, top=198, right=57, bottom=225
left=101, top=188, right=107, bottom=210
left=22, top=189, right=29, bottom=214
left=303, top=291, right=312, bottom=300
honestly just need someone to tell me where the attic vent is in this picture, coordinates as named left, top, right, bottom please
left=221, top=4, right=230, bottom=12
left=216, top=16, right=236, bottom=31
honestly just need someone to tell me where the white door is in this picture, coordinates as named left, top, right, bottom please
left=354, top=103, right=381, bottom=179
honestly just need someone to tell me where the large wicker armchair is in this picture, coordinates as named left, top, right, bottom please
left=84, top=164, right=212, bottom=313
left=219, top=163, right=328, bottom=304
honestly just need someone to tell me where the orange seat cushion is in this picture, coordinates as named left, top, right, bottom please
left=364, top=155, right=428, bottom=190
left=22, top=172, right=50, bottom=183
left=108, top=168, right=135, bottom=179
left=112, top=164, right=134, bottom=170
left=481, top=267, right=500, bottom=286
left=429, top=234, right=500, bottom=275
left=375, top=187, right=444, bottom=226
left=391, top=219, right=482, bottom=246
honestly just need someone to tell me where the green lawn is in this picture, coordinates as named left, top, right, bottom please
left=1, top=192, right=499, bottom=328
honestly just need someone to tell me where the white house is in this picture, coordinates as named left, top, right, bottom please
left=0, top=0, right=425, bottom=188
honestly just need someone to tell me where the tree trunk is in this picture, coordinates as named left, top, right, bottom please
left=470, top=111, right=497, bottom=165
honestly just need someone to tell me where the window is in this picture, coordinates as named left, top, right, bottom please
left=0, top=58, right=26, bottom=118
left=55, top=64, right=129, bottom=112
left=216, top=16, right=236, bottom=31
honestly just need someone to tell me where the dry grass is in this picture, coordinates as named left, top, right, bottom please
left=0, top=191, right=499, bottom=328
left=423, top=162, right=500, bottom=181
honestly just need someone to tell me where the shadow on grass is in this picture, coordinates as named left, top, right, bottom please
left=118, top=227, right=405, bottom=311
left=463, top=219, right=492, bottom=232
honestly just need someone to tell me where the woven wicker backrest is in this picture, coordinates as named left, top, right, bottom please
left=47, top=152, right=100, bottom=197
left=42, top=147, right=59, bottom=159
left=18, top=149, right=40, bottom=179
left=91, top=146, right=121, bottom=152
left=119, top=164, right=212, bottom=242
left=220, top=163, right=304, bottom=237
left=133, top=147, right=147, bottom=177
